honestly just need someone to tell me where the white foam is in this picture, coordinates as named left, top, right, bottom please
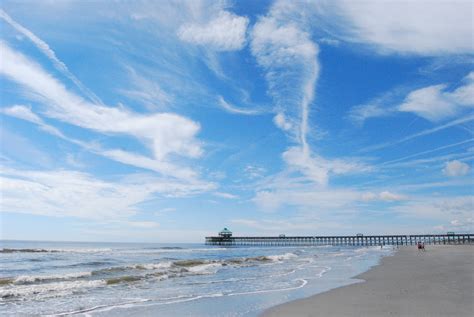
left=186, top=263, right=222, bottom=274
left=47, top=298, right=151, bottom=316
left=269, top=268, right=297, bottom=278
left=228, top=278, right=308, bottom=296
left=120, top=247, right=228, bottom=254
left=13, top=271, right=92, bottom=284
left=81, top=294, right=224, bottom=314
left=0, top=279, right=105, bottom=300
left=317, top=266, right=331, bottom=277
left=267, top=252, right=298, bottom=261
left=135, top=262, right=173, bottom=270
left=42, top=248, right=113, bottom=253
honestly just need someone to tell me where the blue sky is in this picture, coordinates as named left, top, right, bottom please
left=0, top=0, right=473, bottom=242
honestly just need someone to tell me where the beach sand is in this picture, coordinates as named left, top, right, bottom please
left=262, top=245, right=474, bottom=317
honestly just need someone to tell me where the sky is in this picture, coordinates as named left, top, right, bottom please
left=0, top=0, right=473, bottom=243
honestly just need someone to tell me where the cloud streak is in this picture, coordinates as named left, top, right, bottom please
left=0, top=167, right=214, bottom=220
left=0, top=9, right=103, bottom=105
left=362, top=113, right=474, bottom=153
left=0, top=42, right=203, bottom=180
left=217, top=96, right=262, bottom=115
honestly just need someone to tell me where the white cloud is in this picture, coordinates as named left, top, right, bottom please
left=213, top=192, right=238, bottom=199
left=244, top=165, right=266, bottom=179
left=318, top=38, right=340, bottom=46
left=282, top=147, right=329, bottom=185
left=156, top=207, right=176, bottom=214
left=348, top=103, right=393, bottom=125
left=250, top=7, right=319, bottom=147
left=2, top=105, right=202, bottom=179
left=0, top=167, right=214, bottom=220
left=178, top=11, right=248, bottom=51
left=282, top=146, right=371, bottom=186
left=119, top=66, right=172, bottom=111
left=350, top=72, right=474, bottom=125
left=362, top=191, right=405, bottom=202
left=217, top=96, right=261, bottom=115
left=273, top=113, right=292, bottom=131
left=0, top=169, right=142, bottom=219
left=231, top=218, right=341, bottom=234
left=2, top=104, right=65, bottom=138
left=434, top=217, right=473, bottom=234
left=2, top=104, right=42, bottom=124
left=65, top=153, right=86, bottom=168
left=0, top=128, right=52, bottom=167
left=98, top=149, right=197, bottom=180
left=0, top=9, right=102, bottom=104
left=250, top=1, right=342, bottom=199
left=443, top=160, right=471, bottom=177
left=0, top=42, right=203, bottom=180
left=248, top=1, right=374, bottom=201
left=329, top=0, right=474, bottom=55
left=253, top=187, right=362, bottom=212
left=398, top=84, right=456, bottom=121
left=391, top=196, right=473, bottom=222
left=398, top=75, right=474, bottom=122
left=362, top=113, right=474, bottom=152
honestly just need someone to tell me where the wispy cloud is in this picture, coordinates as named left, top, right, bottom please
left=0, top=9, right=103, bottom=104
left=320, top=0, right=474, bottom=55
left=2, top=104, right=65, bottom=138
left=217, top=96, right=262, bottom=115
left=362, top=113, right=474, bottom=153
left=349, top=72, right=474, bottom=125
left=178, top=11, right=248, bottom=51
left=398, top=74, right=474, bottom=122
left=361, top=191, right=406, bottom=202
left=378, top=139, right=474, bottom=167
left=213, top=192, right=239, bottom=199
left=0, top=42, right=203, bottom=180
left=390, top=195, right=473, bottom=222
left=119, top=66, right=173, bottom=111
left=1, top=104, right=202, bottom=179
left=251, top=5, right=319, bottom=147
left=0, top=167, right=215, bottom=220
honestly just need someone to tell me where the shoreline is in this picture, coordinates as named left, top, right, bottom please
left=262, top=245, right=474, bottom=317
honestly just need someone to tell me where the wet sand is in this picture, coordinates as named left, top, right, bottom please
left=262, top=245, right=474, bottom=317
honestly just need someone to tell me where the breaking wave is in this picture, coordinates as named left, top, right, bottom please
left=0, top=251, right=300, bottom=300
left=0, top=280, right=106, bottom=300
left=0, top=248, right=58, bottom=253
left=0, top=247, right=112, bottom=254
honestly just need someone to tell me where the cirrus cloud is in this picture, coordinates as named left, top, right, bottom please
left=0, top=42, right=203, bottom=180
left=178, top=11, right=249, bottom=51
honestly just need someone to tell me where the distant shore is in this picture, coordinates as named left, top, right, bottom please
left=262, top=245, right=474, bottom=317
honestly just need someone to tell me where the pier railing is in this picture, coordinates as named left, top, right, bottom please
left=205, top=234, right=474, bottom=246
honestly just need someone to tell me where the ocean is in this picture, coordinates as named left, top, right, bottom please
left=0, top=240, right=393, bottom=316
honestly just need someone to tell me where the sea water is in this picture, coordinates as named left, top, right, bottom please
left=0, top=240, right=393, bottom=316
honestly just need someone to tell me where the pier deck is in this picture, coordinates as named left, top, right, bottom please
left=205, top=234, right=474, bottom=246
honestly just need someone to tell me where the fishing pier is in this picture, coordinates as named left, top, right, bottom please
left=205, top=228, right=474, bottom=246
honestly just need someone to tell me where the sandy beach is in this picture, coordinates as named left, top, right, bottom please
left=263, top=245, right=474, bottom=317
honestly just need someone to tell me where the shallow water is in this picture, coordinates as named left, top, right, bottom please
left=0, top=240, right=393, bottom=316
